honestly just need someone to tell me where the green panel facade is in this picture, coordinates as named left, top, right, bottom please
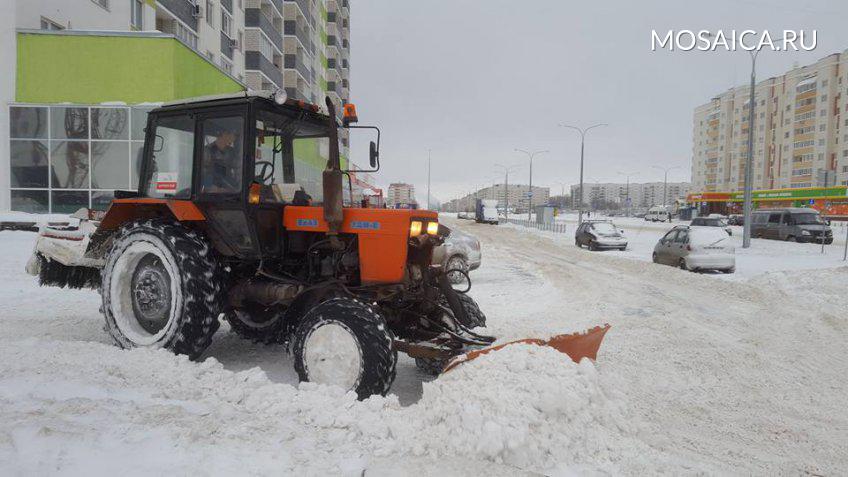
left=16, top=32, right=243, bottom=104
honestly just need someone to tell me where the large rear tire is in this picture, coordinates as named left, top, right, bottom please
left=101, top=219, right=224, bottom=360
left=292, top=298, right=397, bottom=399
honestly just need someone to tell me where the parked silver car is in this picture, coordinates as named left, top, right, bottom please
left=653, top=225, right=735, bottom=273
left=433, top=227, right=482, bottom=283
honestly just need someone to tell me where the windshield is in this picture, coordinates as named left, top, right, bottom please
left=690, top=228, right=729, bottom=246
left=255, top=108, right=330, bottom=202
left=792, top=213, right=824, bottom=225
left=591, top=222, right=618, bottom=234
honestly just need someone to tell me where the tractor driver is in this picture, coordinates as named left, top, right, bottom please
left=202, top=127, right=241, bottom=193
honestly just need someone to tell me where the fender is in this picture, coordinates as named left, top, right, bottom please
left=98, top=198, right=206, bottom=231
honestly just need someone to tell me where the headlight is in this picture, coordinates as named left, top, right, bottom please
left=801, top=230, right=811, bottom=236
left=410, top=219, right=440, bottom=237
left=410, top=221, right=423, bottom=237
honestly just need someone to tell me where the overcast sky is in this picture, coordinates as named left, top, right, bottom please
left=348, top=0, right=848, bottom=205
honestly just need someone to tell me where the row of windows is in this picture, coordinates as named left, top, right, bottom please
left=793, top=140, right=815, bottom=148
left=796, top=81, right=817, bottom=94
left=792, top=168, right=813, bottom=177
left=9, top=105, right=152, bottom=213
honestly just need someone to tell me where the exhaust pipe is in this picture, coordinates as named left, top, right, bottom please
left=323, top=96, right=344, bottom=249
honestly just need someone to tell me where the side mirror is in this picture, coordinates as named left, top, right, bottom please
left=369, top=141, right=378, bottom=168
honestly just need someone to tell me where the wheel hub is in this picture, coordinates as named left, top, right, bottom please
left=130, top=254, right=172, bottom=334
left=303, top=322, right=363, bottom=391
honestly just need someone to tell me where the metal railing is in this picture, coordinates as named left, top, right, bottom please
left=502, top=218, right=567, bottom=234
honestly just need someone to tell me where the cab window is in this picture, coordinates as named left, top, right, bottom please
left=768, top=213, right=782, bottom=224
left=200, top=116, right=244, bottom=195
left=145, top=115, right=194, bottom=198
left=253, top=109, right=330, bottom=203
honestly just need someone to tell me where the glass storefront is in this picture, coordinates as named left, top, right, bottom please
left=9, top=104, right=153, bottom=213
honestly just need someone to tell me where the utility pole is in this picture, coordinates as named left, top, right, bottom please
left=426, top=149, right=431, bottom=210
left=707, top=32, right=784, bottom=249
left=514, top=149, right=549, bottom=220
left=560, top=123, right=607, bottom=225
left=618, top=171, right=638, bottom=217
left=495, top=164, right=521, bottom=221
left=652, top=165, right=681, bottom=209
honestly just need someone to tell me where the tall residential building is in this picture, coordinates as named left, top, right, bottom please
left=387, top=183, right=416, bottom=208
left=692, top=50, right=848, bottom=193
left=570, top=182, right=691, bottom=209
left=243, top=0, right=351, bottom=155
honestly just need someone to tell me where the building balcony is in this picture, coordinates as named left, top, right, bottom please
left=245, top=8, right=283, bottom=49
left=284, top=54, right=311, bottom=82
left=156, top=0, right=199, bottom=32
left=284, top=0, right=315, bottom=29
left=284, top=21, right=314, bottom=56
left=245, top=51, right=283, bottom=89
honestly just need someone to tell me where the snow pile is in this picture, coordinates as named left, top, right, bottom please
left=388, top=344, right=651, bottom=473
left=0, top=336, right=658, bottom=475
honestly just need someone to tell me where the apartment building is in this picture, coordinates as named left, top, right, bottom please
left=692, top=49, right=848, bottom=193
left=243, top=0, right=351, bottom=154
left=447, top=184, right=551, bottom=212
left=387, top=183, right=416, bottom=208
left=570, top=182, right=692, bottom=209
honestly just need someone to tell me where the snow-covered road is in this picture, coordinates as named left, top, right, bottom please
left=1, top=219, right=847, bottom=475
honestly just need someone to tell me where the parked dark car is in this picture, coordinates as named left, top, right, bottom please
left=575, top=220, right=627, bottom=251
left=751, top=208, right=833, bottom=243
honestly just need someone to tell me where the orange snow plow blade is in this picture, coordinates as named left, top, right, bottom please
left=442, top=324, right=611, bottom=373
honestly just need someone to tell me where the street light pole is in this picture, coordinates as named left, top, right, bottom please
left=618, top=171, right=639, bottom=217
left=560, top=123, right=607, bottom=225
left=741, top=50, right=761, bottom=249
left=515, top=149, right=549, bottom=220
left=652, top=165, right=681, bottom=209
left=495, top=164, right=521, bottom=221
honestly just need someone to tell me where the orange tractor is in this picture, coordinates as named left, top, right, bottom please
left=27, top=92, right=607, bottom=398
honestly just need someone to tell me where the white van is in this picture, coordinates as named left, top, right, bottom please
left=646, top=206, right=671, bottom=222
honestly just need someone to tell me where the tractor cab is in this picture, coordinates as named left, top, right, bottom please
left=131, top=90, right=377, bottom=260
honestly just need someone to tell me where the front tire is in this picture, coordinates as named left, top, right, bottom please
left=446, top=255, right=469, bottom=285
left=679, top=258, right=689, bottom=271
left=292, top=298, right=397, bottom=399
left=101, top=220, right=224, bottom=360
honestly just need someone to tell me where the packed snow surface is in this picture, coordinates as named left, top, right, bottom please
left=2, top=215, right=848, bottom=474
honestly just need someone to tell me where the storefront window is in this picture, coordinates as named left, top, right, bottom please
left=51, top=141, right=90, bottom=188
left=131, top=108, right=151, bottom=140
left=51, top=190, right=89, bottom=214
left=11, top=190, right=49, bottom=213
left=91, top=108, right=128, bottom=140
left=10, top=140, right=49, bottom=188
left=51, top=107, right=89, bottom=140
left=10, top=107, right=48, bottom=138
left=91, top=141, right=130, bottom=189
